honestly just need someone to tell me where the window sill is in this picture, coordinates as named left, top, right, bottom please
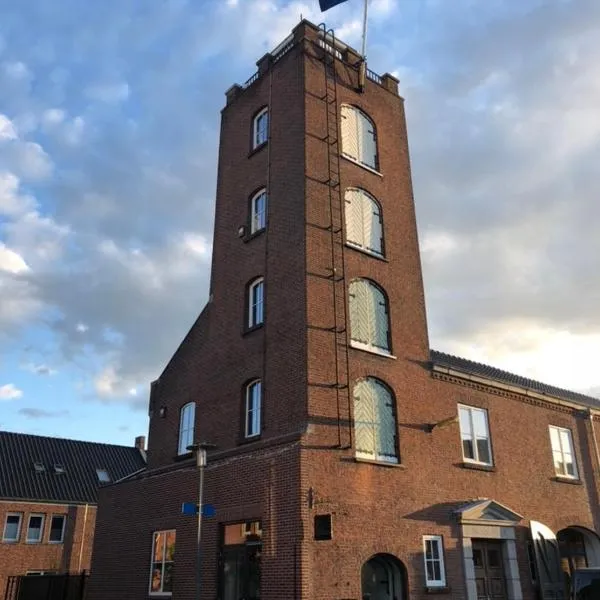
left=243, top=228, right=265, bottom=243
left=173, top=452, right=193, bottom=462
left=459, top=461, right=495, bottom=472
left=341, top=154, right=383, bottom=177
left=551, top=476, right=582, bottom=485
left=48, top=541, right=64, bottom=545
left=238, top=434, right=262, bottom=446
left=1, top=540, right=18, bottom=544
left=350, top=341, right=396, bottom=360
left=345, top=243, right=388, bottom=262
left=243, top=323, right=264, bottom=336
left=355, top=457, right=405, bottom=469
left=424, top=586, right=451, bottom=594
left=248, top=141, right=267, bottom=158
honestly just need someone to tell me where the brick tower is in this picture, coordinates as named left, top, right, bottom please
left=88, top=18, right=600, bottom=600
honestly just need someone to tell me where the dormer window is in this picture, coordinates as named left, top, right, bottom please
left=53, top=464, right=65, bottom=474
left=33, top=462, right=45, bottom=473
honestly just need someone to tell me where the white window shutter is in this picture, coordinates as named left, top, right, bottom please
left=349, top=280, right=371, bottom=345
left=345, top=189, right=364, bottom=247
left=357, top=112, right=377, bottom=169
left=341, top=105, right=359, bottom=161
left=353, top=380, right=376, bottom=458
left=374, top=382, right=396, bottom=459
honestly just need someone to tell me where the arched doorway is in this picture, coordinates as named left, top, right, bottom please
left=361, top=554, right=406, bottom=600
left=557, top=526, right=600, bottom=593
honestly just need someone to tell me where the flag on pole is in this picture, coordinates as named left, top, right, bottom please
left=319, top=0, right=350, bottom=11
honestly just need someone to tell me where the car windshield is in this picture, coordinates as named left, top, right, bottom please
left=574, top=571, right=600, bottom=599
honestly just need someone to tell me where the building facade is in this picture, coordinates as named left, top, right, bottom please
left=87, top=21, right=600, bottom=600
left=0, top=431, right=146, bottom=595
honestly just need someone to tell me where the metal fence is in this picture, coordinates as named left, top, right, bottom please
left=4, top=572, right=88, bottom=600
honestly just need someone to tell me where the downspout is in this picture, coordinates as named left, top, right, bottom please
left=78, top=504, right=89, bottom=573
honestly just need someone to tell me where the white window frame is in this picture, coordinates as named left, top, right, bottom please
left=149, top=529, right=176, bottom=596
left=458, top=405, right=493, bottom=466
left=248, top=277, right=264, bottom=328
left=26, top=514, right=45, bottom=544
left=245, top=380, right=262, bottom=438
left=253, top=107, right=268, bottom=148
left=549, top=425, right=578, bottom=479
left=178, top=402, right=196, bottom=456
left=2, top=513, right=22, bottom=543
left=344, top=188, right=384, bottom=258
left=250, top=188, right=267, bottom=234
left=423, top=535, right=446, bottom=588
left=340, top=104, right=379, bottom=171
left=48, top=515, right=66, bottom=544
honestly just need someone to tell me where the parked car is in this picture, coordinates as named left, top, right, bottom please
left=571, top=568, right=600, bottom=600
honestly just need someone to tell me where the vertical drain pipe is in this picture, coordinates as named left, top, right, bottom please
left=78, top=504, right=89, bottom=573
left=589, top=409, right=600, bottom=479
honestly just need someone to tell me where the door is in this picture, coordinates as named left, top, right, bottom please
left=472, top=540, right=508, bottom=600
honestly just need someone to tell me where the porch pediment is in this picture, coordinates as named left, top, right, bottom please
left=456, top=499, right=523, bottom=525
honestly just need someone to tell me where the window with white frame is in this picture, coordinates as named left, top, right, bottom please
left=348, top=279, right=391, bottom=354
left=26, top=514, right=45, bottom=543
left=345, top=188, right=384, bottom=257
left=149, top=530, right=176, bottom=595
left=250, top=188, right=267, bottom=234
left=245, top=380, right=262, bottom=438
left=248, top=277, right=264, bottom=328
left=253, top=107, right=268, bottom=148
left=549, top=425, right=578, bottom=478
left=178, top=402, right=196, bottom=455
left=458, top=405, right=493, bottom=465
left=2, top=513, right=22, bottom=542
left=340, top=105, right=378, bottom=171
left=423, top=535, right=446, bottom=588
left=48, top=515, right=66, bottom=543
left=353, top=377, right=398, bottom=463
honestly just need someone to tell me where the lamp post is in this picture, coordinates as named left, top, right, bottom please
left=187, top=442, right=216, bottom=600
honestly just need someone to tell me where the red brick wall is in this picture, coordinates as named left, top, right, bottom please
left=0, top=501, right=96, bottom=593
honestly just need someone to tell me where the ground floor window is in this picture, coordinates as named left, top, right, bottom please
left=149, top=530, right=176, bottom=595
left=219, top=520, right=262, bottom=600
left=558, top=527, right=588, bottom=593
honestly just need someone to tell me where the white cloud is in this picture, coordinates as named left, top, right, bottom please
left=0, top=383, right=23, bottom=400
left=85, top=82, right=130, bottom=103
left=0, top=243, right=30, bottom=274
left=76, top=323, right=89, bottom=333
left=0, top=114, right=17, bottom=140
left=3, top=61, right=31, bottom=80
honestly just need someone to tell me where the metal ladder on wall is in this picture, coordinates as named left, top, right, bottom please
left=319, top=24, right=352, bottom=450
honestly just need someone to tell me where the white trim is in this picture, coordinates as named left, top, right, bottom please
left=248, top=277, right=264, bottom=328
left=48, top=514, right=66, bottom=544
left=458, top=404, right=493, bottom=466
left=345, top=242, right=385, bottom=261
left=423, top=535, right=446, bottom=587
left=245, top=380, right=262, bottom=438
left=149, top=529, right=176, bottom=596
left=350, top=340, right=396, bottom=359
left=2, top=512, right=22, bottom=543
left=178, top=402, right=196, bottom=456
left=341, top=153, right=383, bottom=177
left=26, top=513, right=45, bottom=543
left=252, top=107, right=268, bottom=149
left=250, top=188, right=267, bottom=234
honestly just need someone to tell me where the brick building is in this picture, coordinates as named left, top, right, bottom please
left=0, top=431, right=146, bottom=595
left=87, top=20, right=600, bottom=600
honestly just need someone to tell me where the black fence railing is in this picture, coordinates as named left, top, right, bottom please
left=4, top=572, right=88, bottom=600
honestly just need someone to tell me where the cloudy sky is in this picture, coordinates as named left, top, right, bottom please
left=1, top=0, right=599, bottom=446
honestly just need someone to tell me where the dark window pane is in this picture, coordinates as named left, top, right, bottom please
left=463, top=439, right=474, bottom=460
left=473, top=549, right=483, bottom=567
left=433, top=562, right=441, bottom=581
left=476, top=438, right=491, bottom=464
left=426, top=561, right=435, bottom=581
left=488, top=549, right=501, bottom=568
left=163, top=563, right=174, bottom=592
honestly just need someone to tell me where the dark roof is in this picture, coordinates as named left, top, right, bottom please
left=0, top=431, right=146, bottom=504
left=431, top=350, right=600, bottom=409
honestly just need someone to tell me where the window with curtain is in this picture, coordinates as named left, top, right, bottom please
left=345, top=188, right=384, bottom=256
left=178, top=402, right=195, bottom=455
left=340, top=104, right=378, bottom=170
left=353, top=377, right=398, bottom=463
left=348, top=279, right=391, bottom=354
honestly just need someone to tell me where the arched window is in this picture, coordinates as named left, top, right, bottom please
left=348, top=279, right=391, bottom=354
left=178, top=402, right=195, bottom=455
left=252, top=107, right=269, bottom=149
left=345, top=188, right=384, bottom=256
left=245, top=380, right=262, bottom=438
left=247, top=277, right=264, bottom=328
left=250, top=188, right=267, bottom=234
left=353, top=378, right=398, bottom=463
left=340, top=105, right=378, bottom=170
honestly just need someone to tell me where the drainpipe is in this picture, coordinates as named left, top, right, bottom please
left=78, top=504, right=89, bottom=573
left=589, top=409, right=600, bottom=479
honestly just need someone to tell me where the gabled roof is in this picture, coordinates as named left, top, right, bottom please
left=455, top=498, right=523, bottom=524
left=431, top=350, right=600, bottom=409
left=0, top=431, right=146, bottom=504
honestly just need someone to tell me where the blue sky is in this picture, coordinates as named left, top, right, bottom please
left=1, top=0, right=599, bottom=446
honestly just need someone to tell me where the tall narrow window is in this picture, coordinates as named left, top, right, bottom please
left=348, top=279, right=391, bottom=354
left=248, top=277, right=264, bottom=328
left=3, top=513, right=22, bottom=542
left=253, top=107, right=268, bottom=148
left=549, top=426, right=578, bottom=478
left=149, top=530, right=176, bottom=595
left=178, top=402, right=196, bottom=455
left=49, top=515, right=66, bottom=543
left=353, top=377, right=398, bottom=463
left=245, top=380, right=262, bottom=438
left=458, top=405, right=493, bottom=465
left=340, top=105, right=378, bottom=170
left=423, top=536, right=446, bottom=588
left=250, top=188, right=267, bottom=234
left=345, top=188, right=384, bottom=257
left=26, top=514, right=45, bottom=543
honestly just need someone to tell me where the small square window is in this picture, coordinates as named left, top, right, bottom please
left=314, top=515, right=332, bottom=541
left=49, top=515, right=66, bottom=543
left=3, top=513, right=22, bottom=542
left=96, top=469, right=111, bottom=482
left=26, top=514, right=45, bottom=543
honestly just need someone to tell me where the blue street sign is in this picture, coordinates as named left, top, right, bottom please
left=181, top=502, right=216, bottom=517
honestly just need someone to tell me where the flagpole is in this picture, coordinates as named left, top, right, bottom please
left=360, top=0, right=368, bottom=58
